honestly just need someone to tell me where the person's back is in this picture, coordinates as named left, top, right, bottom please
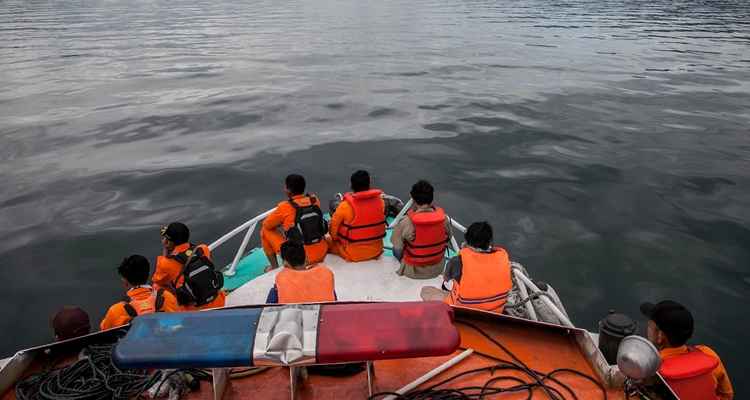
left=421, top=222, right=512, bottom=313
left=154, top=222, right=226, bottom=310
left=261, top=174, right=328, bottom=270
left=100, top=255, right=179, bottom=331
left=641, top=301, right=733, bottom=400
left=328, top=170, right=386, bottom=262
left=391, top=180, right=450, bottom=279
left=267, top=241, right=336, bottom=304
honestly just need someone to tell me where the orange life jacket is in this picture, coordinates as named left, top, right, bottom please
left=275, top=265, right=336, bottom=303
left=337, top=189, right=386, bottom=244
left=660, top=347, right=720, bottom=400
left=403, top=207, right=448, bottom=266
left=447, top=247, right=512, bottom=312
left=123, top=286, right=166, bottom=320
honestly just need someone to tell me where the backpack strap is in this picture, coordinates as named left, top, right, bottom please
left=123, top=302, right=138, bottom=318
left=155, top=288, right=166, bottom=311
left=170, top=244, right=198, bottom=288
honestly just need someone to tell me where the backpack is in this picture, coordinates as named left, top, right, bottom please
left=286, top=196, right=328, bottom=245
left=170, top=245, right=223, bottom=306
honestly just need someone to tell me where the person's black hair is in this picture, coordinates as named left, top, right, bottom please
left=162, top=222, right=190, bottom=245
left=285, top=174, right=306, bottom=196
left=410, top=180, right=434, bottom=206
left=281, top=240, right=306, bottom=267
left=465, top=222, right=493, bottom=250
left=350, top=170, right=371, bottom=192
left=118, top=255, right=151, bottom=285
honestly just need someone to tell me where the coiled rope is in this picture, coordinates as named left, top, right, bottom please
left=16, top=344, right=160, bottom=400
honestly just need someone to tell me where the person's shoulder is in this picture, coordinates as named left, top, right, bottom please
left=105, top=301, right=127, bottom=316
left=695, top=345, right=721, bottom=359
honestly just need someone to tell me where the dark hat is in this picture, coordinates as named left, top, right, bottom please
left=641, top=300, right=694, bottom=346
left=161, top=222, right=189, bottom=244
left=52, top=306, right=91, bottom=340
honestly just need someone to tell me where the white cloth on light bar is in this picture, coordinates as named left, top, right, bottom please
left=252, top=305, right=320, bottom=366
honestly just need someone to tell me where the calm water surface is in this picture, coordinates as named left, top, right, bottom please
left=1, top=0, right=749, bottom=390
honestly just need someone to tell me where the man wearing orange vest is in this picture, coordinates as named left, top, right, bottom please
left=100, top=255, right=179, bottom=330
left=391, top=180, right=451, bottom=279
left=421, top=222, right=512, bottom=313
left=261, top=174, right=328, bottom=271
left=641, top=300, right=733, bottom=400
left=154, top=222, right=226, bottom=310
left=266, top=240, right=336, bottom=304
left=327, top=170, right=387, bottom=262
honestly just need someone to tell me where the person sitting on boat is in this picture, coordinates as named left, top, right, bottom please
left=421, top=222, right=512, bottom=313
left=154, top=222, right=226, bottom=310
left=100, top=255, right=179, bottom=330
left=266, top=240, right=336, bottom=304
left=52, top=306, right=91, bottom=341
left=390, top=180, right=451, bottom=279
left=327, top=170, right=387, bottom=262
left=261, top=174, right=328, bottom=271
left=641, top=300, right=733, bottom=400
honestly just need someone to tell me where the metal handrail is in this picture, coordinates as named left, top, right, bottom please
left=209, top=200, right=570, bottom=328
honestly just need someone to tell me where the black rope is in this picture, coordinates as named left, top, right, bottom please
left=368, top=321, right=608, bottom=400
left=16, top=344, right=160, bottom=400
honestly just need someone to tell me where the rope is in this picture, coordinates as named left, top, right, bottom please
left=16, top=344, right=160, bottom=400
left=368, top=322, right=608, bottom=400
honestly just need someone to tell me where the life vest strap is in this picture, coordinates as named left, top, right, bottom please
left=337, top=232, right=387, bottom=243
left=405, top=237, right=449, bottom=249
left=123, top=303, right=138, bottom=318
left=404, top=247, right=447, bottom=259
left=457, top=291, right=509, bottom=305
left=341, top=220, right=387, bottom=230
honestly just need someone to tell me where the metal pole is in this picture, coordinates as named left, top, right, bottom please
left=209, top=208, right=275, bottom=251
left=224, top=222, right=258, bottom=277
left=450, top=218, right=467, bottom=233
left=384, top=349, right=474, bottom=400
left=512, top=270, right=573, bottom=328
left=512, top=267, right=538, bottom=321
left=388, top=198, right=413, bottom=229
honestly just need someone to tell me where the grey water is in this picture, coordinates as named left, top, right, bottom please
left=1, top=0, right=749, bottom=391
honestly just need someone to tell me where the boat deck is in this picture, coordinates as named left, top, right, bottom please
left=180, top=309, right=623, bottom=400
left=227, top=253, right=442, bottom=306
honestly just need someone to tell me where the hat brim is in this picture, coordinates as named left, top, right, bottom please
left=640, top=302, right=656, bottom=318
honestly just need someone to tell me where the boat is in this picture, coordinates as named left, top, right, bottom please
left=0, top=193, right=677, bottom=399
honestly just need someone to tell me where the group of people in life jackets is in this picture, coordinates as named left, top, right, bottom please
left=99, top=221, right=227, bottom=330
left=258, top=170, right=514, bottom=310
left=51, top=168, right=731, bottom=399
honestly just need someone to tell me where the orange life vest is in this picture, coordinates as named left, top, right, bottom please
left=123, top=286, right=166, bottom=320
left=337, top=189, right=386, bottom=244
left=660, top=347, right=720, bottom=400
left=275, top=265, right=336, bottom=303
left=447, top=247, right=512, bottom=312
left=403, top=207, right=448, bottom=266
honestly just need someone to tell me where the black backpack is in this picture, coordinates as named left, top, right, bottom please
left=286, top=196, right=328, bottom=245
left=170, top=245, right=223, bottom=306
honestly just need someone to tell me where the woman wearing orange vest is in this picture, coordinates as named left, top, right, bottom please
left=641, top=300, right=733, bottom=400
left=261, top=174, right=328, bottom=271
left=327, top=170, right=387, bottom=262
left=154, top=222, right=226, bottom=311
left=391, top=180, right=451, bottom=279
left=421, top=222, right=513, bottom=313
left=101, top=255, right=179, bottom=331
left=266, top=240, right=336, bottom=304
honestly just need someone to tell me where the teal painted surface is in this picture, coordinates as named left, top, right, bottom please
left=223, top=216, right=457, bottom=292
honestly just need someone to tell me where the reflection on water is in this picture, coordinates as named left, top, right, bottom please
left=1, top=0, right=749, bottom=388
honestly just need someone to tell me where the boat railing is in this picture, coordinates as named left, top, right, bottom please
left=208, top=198, right=572, bottom=330
left=212, top=196, right=469, bottom=277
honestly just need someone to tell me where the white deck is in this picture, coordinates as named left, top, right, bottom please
left=226, top=254, right=443, bottom=306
